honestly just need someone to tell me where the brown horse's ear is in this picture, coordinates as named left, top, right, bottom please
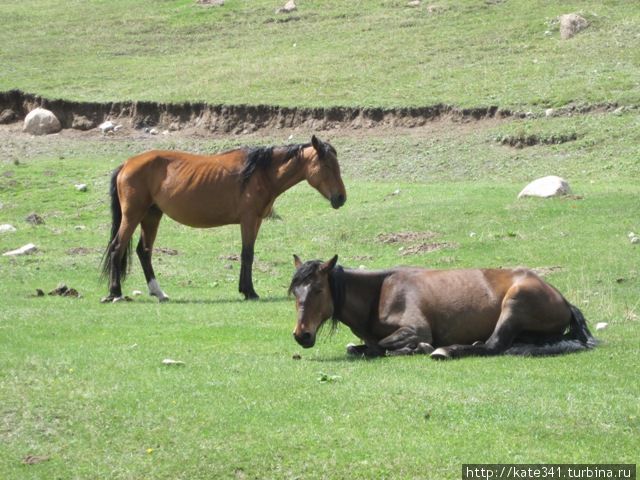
left=311, top=135, right=326, bottom=158
left=320, top=255, right=338, bottom=273
left=293, top=254, right=303, bottom=269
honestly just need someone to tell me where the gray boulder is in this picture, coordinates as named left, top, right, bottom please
left=518, top=176, right=571, bottom=199
left=559, top=13, right=588, bottom=40
left=23, top=108, right=61, bottom=135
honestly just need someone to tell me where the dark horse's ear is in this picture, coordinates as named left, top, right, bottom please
left=320, top=255, right=338, bottom=273
left=311, top=135, right=326, bottom=158
left=293, top=254, right=303, bottom=269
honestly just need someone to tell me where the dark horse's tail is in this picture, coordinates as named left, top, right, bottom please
left=100, top=165, right=132, bottom=282
left=505, top=303, right=597, bottom=356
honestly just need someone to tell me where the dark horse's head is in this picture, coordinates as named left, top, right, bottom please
left=289, top=254, right=343, bottom=348
left=305, top=136, right=346, bottom=209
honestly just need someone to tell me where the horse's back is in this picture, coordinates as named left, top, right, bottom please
left=117, top=149, right=249, bottom=227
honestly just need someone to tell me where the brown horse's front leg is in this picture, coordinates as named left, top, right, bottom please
left=239, top=217, right=262, bottom=300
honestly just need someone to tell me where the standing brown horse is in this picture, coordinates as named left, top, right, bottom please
left=289, top=255, right=596, bottom=359
left=101, top=136, right=346, bottom=303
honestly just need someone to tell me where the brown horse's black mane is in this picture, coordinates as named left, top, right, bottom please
left=240, top=143, right=310, bottom=187
left=289, top=260, right=346, bottom=332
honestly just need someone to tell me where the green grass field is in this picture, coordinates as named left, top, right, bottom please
left=1, top=0, right=639, bottom=479
left=1, top=0, right=639, bottom=108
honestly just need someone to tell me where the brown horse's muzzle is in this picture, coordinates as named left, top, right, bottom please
left=331, top=193, right=346, bottom=209
left=293, top=331, right=315, bottom=348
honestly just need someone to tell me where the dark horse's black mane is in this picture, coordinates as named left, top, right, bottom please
left=239, top=143, right=310, bottom=187
left=288, top=260, right=346, bottom=332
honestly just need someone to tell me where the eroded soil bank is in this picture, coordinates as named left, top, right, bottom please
left=0, top=89, right=535, bottom=135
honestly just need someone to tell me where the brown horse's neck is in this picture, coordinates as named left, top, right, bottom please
left=330, top=268, right=390, bottom=333
left=266, top=146, right=312, bottom=196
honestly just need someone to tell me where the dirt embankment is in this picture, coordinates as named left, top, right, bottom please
left=1, top=90, right=626, bottom=136
left=0, top=89, right=517, bottom=134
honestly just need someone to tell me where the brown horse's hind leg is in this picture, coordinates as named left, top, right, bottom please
left=102, top=216, right=141, bottom=303
left=136, top=206, right=169, bottom=302
left=239, top=217, right=262, bottom=300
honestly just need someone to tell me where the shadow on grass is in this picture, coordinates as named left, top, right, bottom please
left=169, top=295, right=290, bottom=305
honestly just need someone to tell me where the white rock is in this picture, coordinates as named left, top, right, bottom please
left=595, top=322, right=608, bottom=331
left=518, top=176, right=571, bottom=199
left=23, top=108, right=61, bottom=135
left=3, top=243, right=37, bottom=256
left=98, top=121, right=116, bottom=133
left=149, top=128, right=159, bottom=135
left=559, top=13, right=588, bottom=40
left=545, top=108, right=555, bottom=117
left=162, top=358, right=185, bottom=366
left=75, top=184, right=88, bottom=192
left=0, top=224, right=16, bottom=233
left=132, top=290, right=143, bottom=296
left=276, top=0, right=296, bottom=13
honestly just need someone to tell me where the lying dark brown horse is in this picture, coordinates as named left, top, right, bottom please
left=101, top=136, right=346, bottom=303
left=290, top=255, right=596, bottom=359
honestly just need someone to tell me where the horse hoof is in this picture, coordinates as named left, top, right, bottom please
left=430, top=348, right=451, bottom=360
left=157, top=295, right=170, bottom=303
left=417, top=342, right=435, bottom=354
left=244, top=293, right=260, bottom=301
left=112, top=296, right=126, bottom=303
left=346, top=343, right=368, bottom=356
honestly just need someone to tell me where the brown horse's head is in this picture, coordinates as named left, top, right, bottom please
left=305, top=135, right=346, bottom=209
left=289, top=254, right=340, bottom=348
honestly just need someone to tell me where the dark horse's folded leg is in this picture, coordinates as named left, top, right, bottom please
left=346, top=343, right=385, bottom=358
left=431, top=323, right=516, bottom=360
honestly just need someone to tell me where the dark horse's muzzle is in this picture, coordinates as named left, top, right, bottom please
left=331, top=194, right=346, bottom=209
left=294, top=331, right=315, bottom=348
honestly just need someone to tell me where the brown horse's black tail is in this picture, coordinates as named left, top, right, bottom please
left=100, top=165, right=132, bottom=282
left=505, top=303, right=597, bottom=356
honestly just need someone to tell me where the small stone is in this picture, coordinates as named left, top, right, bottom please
left=25, top=213, right=45, bottom=225
left=162, top=358, right=185, bottom=366
left=72, top=115, right=96, bottom=130
left=0, top=109, right=16, bottom=124
left=545, top=108, right=555, bottom=117
left=132, top=290, right=143, bottom=296
left=75, top=183, right=88, bottom=192
left=3, top=243, right=37, bottom=256
left=0, top=224, right=16, bottom=233
left=149, top=128, right=159, bottom=135
left=559, top=13, right=589, bottom=40
left=276, top=0, right=296, bottom=13
left=98, top=121, right=116, bottom=133
left=408, top=0, right=420, bottom=6
left=595, top=322, right=608, bottom=331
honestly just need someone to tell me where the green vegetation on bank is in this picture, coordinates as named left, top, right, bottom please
left=1, top=0, right=639, bottom=108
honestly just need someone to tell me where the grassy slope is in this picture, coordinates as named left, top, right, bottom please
left=1, top=0, right=639, bottom=108
left=1, top=115, right=639, bottom=478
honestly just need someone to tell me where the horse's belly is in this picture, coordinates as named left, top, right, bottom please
left=154, top=194, right=240, bottom=228
left=416, top=271, right=505, bottom=346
